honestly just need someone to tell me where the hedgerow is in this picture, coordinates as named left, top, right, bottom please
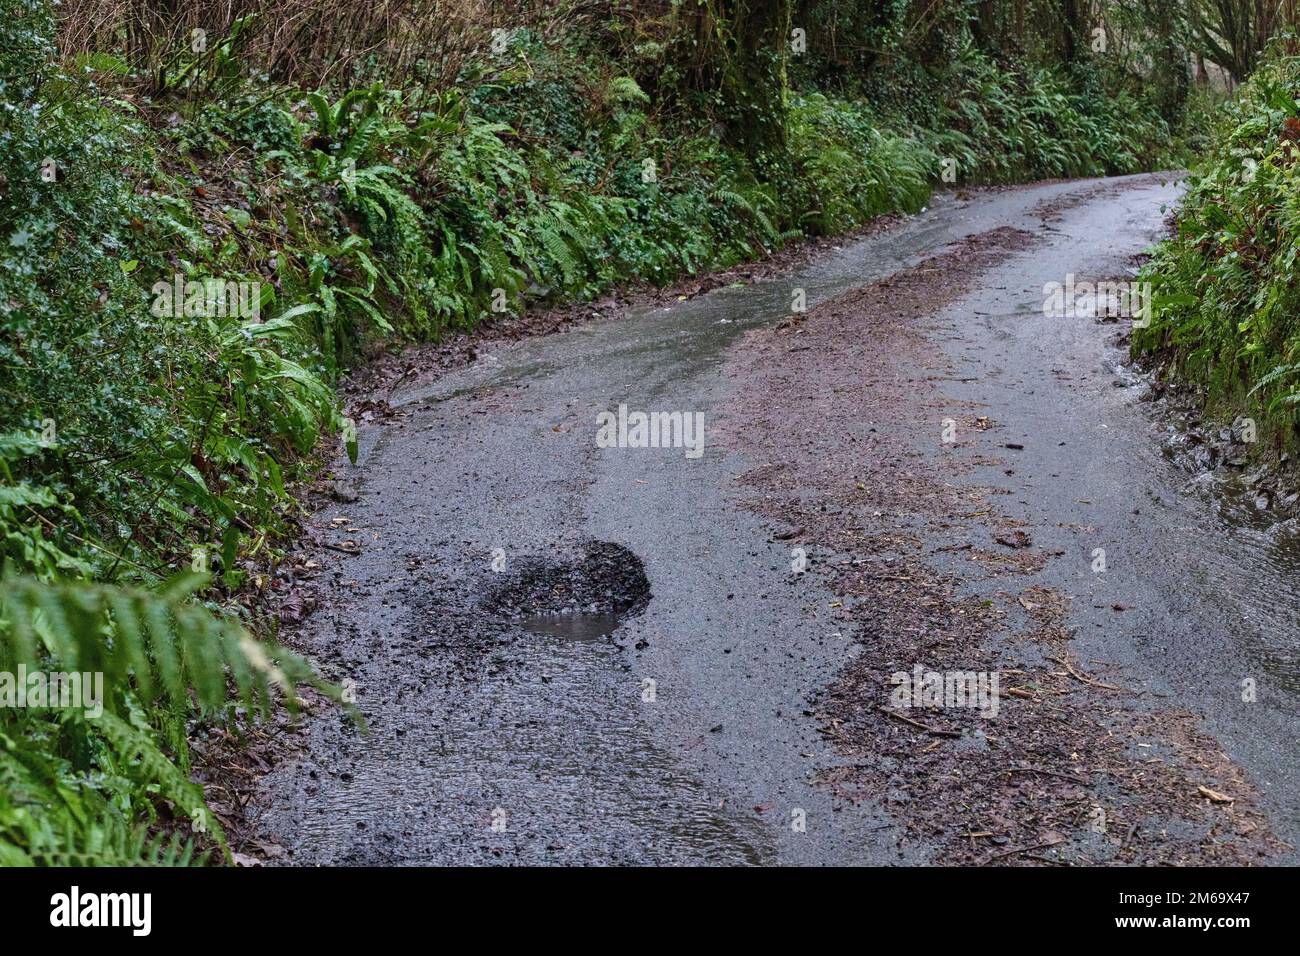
left=1134, top=47, right=1300, bottom=451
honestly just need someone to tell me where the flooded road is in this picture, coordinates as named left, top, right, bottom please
left=252, top=173, right=1297, bottom=865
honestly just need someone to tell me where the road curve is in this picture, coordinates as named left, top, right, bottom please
left=250, top=174, right=1298, bottom=866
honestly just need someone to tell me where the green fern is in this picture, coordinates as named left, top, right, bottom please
left=0, top=572, right=322, bottom=716
left=0, top=720, right=205, bottom=866
left=0, top=573, right=340, bottom=865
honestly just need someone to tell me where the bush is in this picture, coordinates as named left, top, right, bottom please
left=918, top=41, right=1178, bottom=185
left=1134, top=53, right=1300, bottom=448
left=1, top=0, right=334, bottom=866
left=788, top=93, right=931, bottom=234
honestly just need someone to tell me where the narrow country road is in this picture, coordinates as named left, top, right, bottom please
left=250, top=173, right=1299, bottom=866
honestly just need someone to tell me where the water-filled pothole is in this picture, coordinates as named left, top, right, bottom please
left=486, top=540, right=651, bottom=641
left=516, top=611, right=624, bottom=642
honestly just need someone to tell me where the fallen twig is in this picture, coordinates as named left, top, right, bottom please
left=981, top=836, right=1066, bottom=864
left=1048, top=654, right=1129, bottom=692
left=1008, top=766, right=1090, bottom=786
left=879, top=707, right=962, bottom=738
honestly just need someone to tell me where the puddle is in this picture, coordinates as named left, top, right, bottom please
left=518, top=610, right=625, bottom=642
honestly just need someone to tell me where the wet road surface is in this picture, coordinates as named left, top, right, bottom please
left=252, top=173, right=1298, bottom=865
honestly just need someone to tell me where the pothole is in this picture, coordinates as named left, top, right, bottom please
left=486, top=541, right=651, bottom=641
left=516, top=611, right=625, bottom=642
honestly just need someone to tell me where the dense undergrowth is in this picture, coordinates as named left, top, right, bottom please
left=1134, top=45, right=1300, bottom=455
left=1, top=0, right=1193, bottom=864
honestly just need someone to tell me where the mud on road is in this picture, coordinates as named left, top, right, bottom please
left=232, top=173, right=1298, bottom=866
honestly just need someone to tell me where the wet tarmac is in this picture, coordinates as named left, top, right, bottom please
left=252, top=173, right=1297, bottom=864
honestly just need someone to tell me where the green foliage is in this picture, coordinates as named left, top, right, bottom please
left=1, top=710, right=204, bottom=866
left=919, top=41, right=1179, bottom=184
left=788, top=93, right=930, bottom=234
left=0, top=573, right=320, bottom=717
left=0, top=568, right=329, bottom=865
left=1134, top=52, right=1300, bottom=446
left=1, top=0, right=1190, bottom=866
left=1, top=1, right=339, bottom=867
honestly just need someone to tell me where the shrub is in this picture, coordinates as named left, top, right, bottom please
left=1135, top=53, right=1300, bottom=447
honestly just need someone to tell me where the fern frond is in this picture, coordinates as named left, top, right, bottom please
left=0, top=573, right=324, bottom=716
